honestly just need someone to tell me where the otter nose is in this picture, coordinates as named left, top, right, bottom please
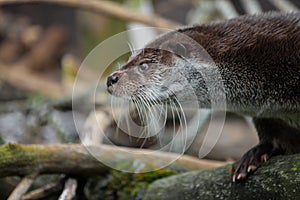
left=107, top=74, right=119, bottom=87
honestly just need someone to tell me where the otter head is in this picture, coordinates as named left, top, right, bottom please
left=106, top=39, right=196, bottom=104
left=107, top=31, right=211, bottom=106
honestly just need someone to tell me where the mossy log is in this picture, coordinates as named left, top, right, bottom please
left=0, top=143, right=107, bottom=177
left=0, top=143, right=225, bottom=178
left=143, top=154, right=300, bottom=200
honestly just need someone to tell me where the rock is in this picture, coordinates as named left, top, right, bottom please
left=143, top=154, right=300, bottom=200
left=0, top=111, right=27, bottom=143
left=50, top=110, right=85, bottom=142
left=0, top=103, right=86, bottom=144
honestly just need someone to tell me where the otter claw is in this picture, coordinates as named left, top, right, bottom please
left=237, top=173, right=247, bottom=180
left=231, top=143, right=276, bottom=182
left=247, top=165, right=257, bottom=172
left=232, top=174, right=236, bottom=182
left=232, top=172, right=247, bottom=182
left=261, top=154, right=269, bottom=162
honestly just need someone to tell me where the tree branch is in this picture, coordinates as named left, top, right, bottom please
left=0, top=143, right=225, bottom=178
left=0, top=0, right=182, bottom=29
left=0, top=63, right=64, bottom=98
left=8, top=173, right=38, bottom=200
left=58, top=178, right=77, bottom=200
left=22, top=181, right=63, bottom=200
left=0, top=19, right=67, bottom=98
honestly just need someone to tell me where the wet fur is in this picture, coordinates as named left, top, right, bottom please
left=108, top=12, right=300, bottom=180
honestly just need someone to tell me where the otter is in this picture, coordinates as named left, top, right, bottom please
left=107, top=12, right=300, bottom=181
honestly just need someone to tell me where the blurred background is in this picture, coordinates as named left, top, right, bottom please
left=0, top=0, right=299, bottom=198
left=1, top=0, right=300, bottom=168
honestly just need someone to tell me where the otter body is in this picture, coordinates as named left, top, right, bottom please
left=107, top=12, right=300, bottom=181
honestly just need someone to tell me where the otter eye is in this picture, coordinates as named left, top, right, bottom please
left=138, top=63, right=149, bottom=72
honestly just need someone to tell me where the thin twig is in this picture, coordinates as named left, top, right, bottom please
left=269, top=0, right=299, bottom=11
left=17, top=25, right=67, bottom=70
left=8, top=173, right=38, bottom=200
left=0, top=0, right=182, bottom=29
left=215, top=0, right=239, bottom=19
left=240, top=0, right=262, bottom=14
left=22, top=181, right=63, bottom=200
left=58, top=178, right=77, bottom=200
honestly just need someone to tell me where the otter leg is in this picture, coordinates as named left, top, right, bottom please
left=232, top=117, right=300, bottom=182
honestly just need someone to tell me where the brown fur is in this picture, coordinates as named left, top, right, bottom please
left=107, top=12, right=300, bottom=181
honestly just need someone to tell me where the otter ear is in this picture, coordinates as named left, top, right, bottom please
left=161, top=42, right=191, bottom=58
left=160, top=41, right=191, bottom=57
left=173, top=43, right=190, bottom=58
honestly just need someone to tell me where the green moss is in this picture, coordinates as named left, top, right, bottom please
left=1, top=143, right=52, bottom=165
left=291, top=167, right=298, bottom=171
left=108, top=169, right=177, bottom=200
left=28, top=93, right=48, bottom=107
left=6, top=143, right=18, bottom=150
left=86, top=169, right=178, bottom=200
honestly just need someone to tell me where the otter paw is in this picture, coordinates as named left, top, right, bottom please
left=231, top=143, right=275, bottom=182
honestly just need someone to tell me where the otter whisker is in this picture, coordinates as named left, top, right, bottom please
left=125, top=101, right=134, bottom=143
left=139, top=95, right=149, bottom=126
left=173, top=96, right=188, bottom=144
left=139, top=137, right=148, bottom=149
left=135, top=95, right=150, bottom=139
left=141, top=90, right=165, bottom=132
left=112, top=98, right=127, bottom=141
left=127, top=41, right=133, bottom=55
left=134, top=96, right=147, bottom=127
left=147, top=89, right=168, bottom=123
left=167, top=95, right=188, bottom=152
left=132, top=97, right=143, bottom=124
left=169, top=101, right=179, bottom=151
